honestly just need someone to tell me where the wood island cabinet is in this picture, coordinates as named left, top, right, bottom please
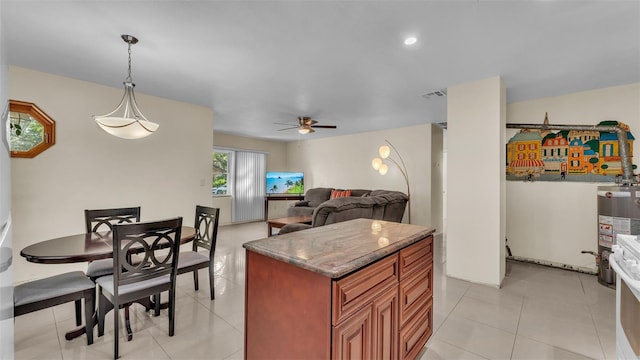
left=243, top=219, right=434, bottom=360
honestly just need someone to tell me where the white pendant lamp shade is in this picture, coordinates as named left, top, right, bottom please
left=94, top=35, right=158, bottom=139
left=94, top=82, right=159, bottom=139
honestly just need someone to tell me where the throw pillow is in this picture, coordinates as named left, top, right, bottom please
left=330, top=189, right=352, bottom=199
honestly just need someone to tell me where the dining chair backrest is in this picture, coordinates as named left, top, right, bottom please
left=85, top=207, right=141, bottom=233
left=112, top=217, right=183, bottom=292
left=192, top=205, right=220, bottom=256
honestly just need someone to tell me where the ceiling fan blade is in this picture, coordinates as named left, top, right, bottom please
left=310, top=125, right=337, bottom=129
left=277, top=126, right=299, bottom=131
left=274, top=122, right=296, bottom=126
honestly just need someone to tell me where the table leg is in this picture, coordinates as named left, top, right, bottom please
left=268, top=223, right=273, bottom=237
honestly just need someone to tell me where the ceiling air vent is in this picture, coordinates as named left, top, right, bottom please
left=421, top=89, right=447, bottom=99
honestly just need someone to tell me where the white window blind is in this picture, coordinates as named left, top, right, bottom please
left=233, top=151, right=266, bottom=222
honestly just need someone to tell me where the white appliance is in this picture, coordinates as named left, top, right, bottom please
left=611, top=234, right=640, bottom=359
left=0, top=215, right=12, bottom=358
left=0, top=74, right=13, bottom=357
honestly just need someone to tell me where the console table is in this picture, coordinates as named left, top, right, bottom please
left=263, top=195, right=304, bottom=221
left=243, top=218, right=435, bottom=360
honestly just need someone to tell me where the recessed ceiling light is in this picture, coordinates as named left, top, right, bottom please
left=404, top=37, right=417, bottom=45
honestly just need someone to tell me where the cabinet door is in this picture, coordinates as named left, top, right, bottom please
left=333, top=305, right=373, bottom=360
left=399, top=299, right=433, bottom=360
left=372, top=286, right=398, bottom=360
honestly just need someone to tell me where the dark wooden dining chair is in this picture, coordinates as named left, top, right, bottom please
left=84, top=207, right=142, bottom=340
left=177, top=206, right=220, bottom=300
left=96, top=217, right=182, bottom=359
left=85, top=207, right=141, bottom=280
left=14, top=271, right=96, bottom=345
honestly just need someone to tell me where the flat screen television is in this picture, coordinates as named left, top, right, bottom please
left=266, top=171, right=304, bottom=195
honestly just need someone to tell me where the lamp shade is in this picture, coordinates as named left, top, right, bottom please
left=298, top=127, right=311, bottom=134
left=379, top=145, right=391, bottom=159
left=372, top=157, right=382, bottom=170
left=378, top=163, right=389, bottom=175
left=95, top=117, right=159, bottom=140
left=94, top=82, right=159, bottom=139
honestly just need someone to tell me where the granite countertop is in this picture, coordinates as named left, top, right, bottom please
left=243, top=218, right=435, bottom=279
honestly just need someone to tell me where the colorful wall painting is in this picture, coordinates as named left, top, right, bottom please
left=506, top=117, right=636, bottom=182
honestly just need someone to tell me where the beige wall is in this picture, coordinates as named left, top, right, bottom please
left=506, top=82, right=640, bottom=271
left=430, top=125, right=444, bottom=234
left=212, top=132, right=289, bottom=222
left=446, top=76, right=506, bottom=287
left=10, top=66, right=214, bottom=283
left=286, top=124, right=433, bottom=227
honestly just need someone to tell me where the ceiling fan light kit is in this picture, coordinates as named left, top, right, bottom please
left=93, top=34, right=159, bottom=140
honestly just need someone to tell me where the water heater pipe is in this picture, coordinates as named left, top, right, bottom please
left=506, top=123, right=635, bottom=185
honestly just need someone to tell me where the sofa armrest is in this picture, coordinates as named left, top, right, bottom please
left=292, top=201, right=309, bottom=207
left=278, top=223, right=313, bottom=235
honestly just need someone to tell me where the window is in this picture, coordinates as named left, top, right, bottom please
left=213, top=146, right=267, bottom=222
left=529, top=144, right=536, bottom=150
left=529, top=152, right=535, bottom=159
left=8, top=100, right=56, bottom=158
left=213, top=149, right=232, bottom=195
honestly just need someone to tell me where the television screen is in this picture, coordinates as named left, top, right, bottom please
left=266, top=171, right=304, bottom=195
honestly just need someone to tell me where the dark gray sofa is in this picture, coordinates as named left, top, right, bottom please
left=287, top=187, right=372, bottom=217
left=279, top=190, right=408, bottom=235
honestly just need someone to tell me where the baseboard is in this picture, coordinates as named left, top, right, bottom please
left=507, top=255, right=597, bottom=275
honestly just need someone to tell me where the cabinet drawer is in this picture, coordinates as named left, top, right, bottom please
left=399, top=299, right=433, bottom=360
left=399, top=237, right=433, bottom=280
left=333, top=255, right=399, bottom=325
left=399, top=264, right=432, bottom=326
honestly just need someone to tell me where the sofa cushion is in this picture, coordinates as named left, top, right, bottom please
left=330, top=189, right=352, bottom=199
left=313, top=196, right=378, bottom=226
left=369, top=190, right=409, bottom=222
left=287, top=206, right=315, bottom=217
left=306, top=187, right=334, bottom=207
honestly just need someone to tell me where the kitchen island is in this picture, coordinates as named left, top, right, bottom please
left=243, top=218, right=435, bottom=360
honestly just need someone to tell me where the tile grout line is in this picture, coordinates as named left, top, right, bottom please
left=508, top=295, right=525, bottom=359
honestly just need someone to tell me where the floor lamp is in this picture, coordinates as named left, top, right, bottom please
left=371, top=140, right=410, bottom=223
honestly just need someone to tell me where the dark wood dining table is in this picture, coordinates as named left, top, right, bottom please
left=21, top=226, right=196, bottom=264
left=19, top=226, right=196, bottom=341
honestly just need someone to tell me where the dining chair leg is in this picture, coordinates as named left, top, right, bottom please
left=98, top=292, right=108, bottom=337
left=114, top=302, right=120, bottom=359
left=208, top=264, right=215, bottom=300
left=192, top=269, right=199, bottom=291
left=75, top=299, right=82, bottom=326
left=168, top=288, right=175, bottom=337
left=124, top=305, right=133, bottom=341
left=84, top=288, right=95, bottom=345
left=153, top=293, right=161, bottom=316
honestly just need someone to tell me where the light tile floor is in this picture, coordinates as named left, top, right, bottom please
left=14, top=221, right=616, bottom=359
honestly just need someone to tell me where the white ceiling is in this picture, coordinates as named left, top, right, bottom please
left=1, top=1, right=639, bottom=142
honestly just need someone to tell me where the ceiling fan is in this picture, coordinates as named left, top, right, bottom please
left=276, top=116, right=337, bottom=134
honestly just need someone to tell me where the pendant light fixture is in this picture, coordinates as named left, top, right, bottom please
left=93, top=35, right=158, bottom=139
